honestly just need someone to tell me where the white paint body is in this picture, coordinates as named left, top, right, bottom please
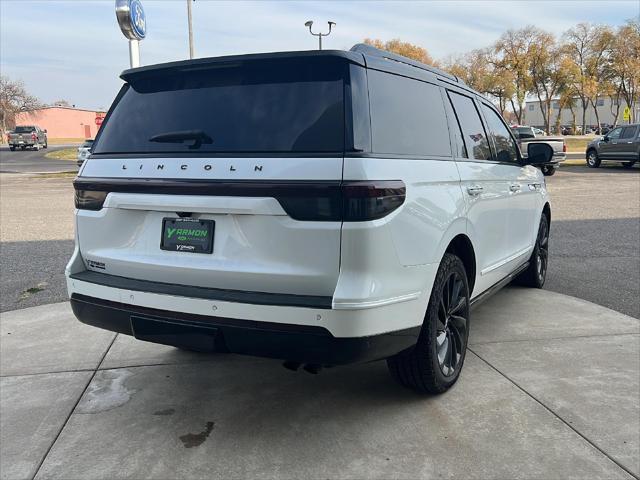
left=67, top=154, right=548, bottom=338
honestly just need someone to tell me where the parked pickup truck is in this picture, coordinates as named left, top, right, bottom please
left=511, top=125, right=566, bottom=176
left=7, top=125, right=48, bottom=151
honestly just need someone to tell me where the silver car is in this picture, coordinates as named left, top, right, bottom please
left=77, top=139, right=94, bottom=167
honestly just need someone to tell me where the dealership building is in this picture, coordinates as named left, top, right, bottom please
left=524, top=96, right=637, bottom=128
left=14, top=106, right=105, bottom=140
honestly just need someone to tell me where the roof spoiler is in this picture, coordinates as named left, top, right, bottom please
left=120, top=49, right=365, bottom=83
left=350, top=43, right=462, bottom=84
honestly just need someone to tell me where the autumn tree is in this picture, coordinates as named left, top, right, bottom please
left=363, top=38, right=436, bottom=66
left=610, top=19, right=640, bottom=124
left=493, top=26, right=541, bottom=124
left=444, top=48, right=514, bottom=114
left=562, top=23, right=606, bottom=134
left=0, top=76, right=42, bottom=142
left=527, top=29, right=570, bottom=133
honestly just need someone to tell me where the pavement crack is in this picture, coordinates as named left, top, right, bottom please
left=468, top=349, right=640, bottom=480
left=29, top=333, right=118, bottom=480
left=470, top=331, right=640, bottom=346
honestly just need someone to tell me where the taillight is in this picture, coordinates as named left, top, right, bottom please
left=278, top=180, right=405, bottom=221
left=31, top=132, right=37, bottom=141
left=563, top=143, right=567, bottom=153
left=75, top=190, right=107, bottom=210
left=72, top=179, right=406, bottom=221
left=341, top=181, right=405, bottom=221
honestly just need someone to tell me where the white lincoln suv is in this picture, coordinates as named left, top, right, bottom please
left=67, top=45, right=553, bottom=393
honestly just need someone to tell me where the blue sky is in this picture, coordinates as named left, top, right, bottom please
left=1, top=0, right=637, bottom=110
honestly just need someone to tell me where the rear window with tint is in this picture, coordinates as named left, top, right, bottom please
left=93, top=57, right=346, bottom=154
left=14, top=126, right=35, bottom=133
left=367, top=70, right=451, bottom=157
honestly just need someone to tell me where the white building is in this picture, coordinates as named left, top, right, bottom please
left=524, top=96, right=637, bottom=129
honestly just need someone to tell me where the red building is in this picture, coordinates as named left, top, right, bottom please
left=14, top=106, right=104, bottom=139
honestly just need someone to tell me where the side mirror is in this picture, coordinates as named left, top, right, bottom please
left=526, top=143, right=554, bottom=165
left=44, top=129, right=47, bottom=133
left=602, top=136, right=609, bottom=142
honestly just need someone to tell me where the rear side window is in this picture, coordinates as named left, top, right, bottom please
left=620, top=126, right=638, bottom=139
left=447, top=92, right=492, bottom=161
left=93, top=57, right=346, bottom=154
left=368, top=70, right=451, bottom=157
left=481, top=104, right=518, bottom=163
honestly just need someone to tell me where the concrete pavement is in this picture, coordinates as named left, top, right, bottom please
left=1, top=288, right=638, bottom=480
left=0, top=146, right=79, bottom=174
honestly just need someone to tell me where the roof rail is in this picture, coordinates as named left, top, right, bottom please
left=350, top=43, right=462, bottom=84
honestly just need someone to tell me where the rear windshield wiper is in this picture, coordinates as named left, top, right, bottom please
left=149, top=130, right=213, bottom=149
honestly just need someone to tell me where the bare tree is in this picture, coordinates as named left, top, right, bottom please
left=0, top=76, right=42, bottom=142
left=52, top=99, right=72, bottom=107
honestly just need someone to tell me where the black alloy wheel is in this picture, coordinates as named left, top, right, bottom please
left=387, top=253, right=470, bottom=394
left=515, top=214, right=549, bottom=288
left=436, top=271, right=468, bottom=377
left=535, top=215, right=549, bottom=284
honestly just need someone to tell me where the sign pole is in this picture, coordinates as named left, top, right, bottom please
left=116, top=0, right=146, bottom=68
left=129, top=40, right=140, bottom=68
left=187, top=0, right=195, bottom=59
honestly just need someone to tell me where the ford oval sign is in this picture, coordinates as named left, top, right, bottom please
left=116, top=0, right=146, bottom=41
left=130, top=0, right=146, bottom=39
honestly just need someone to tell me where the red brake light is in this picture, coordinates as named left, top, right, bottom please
left=563, top=143, right=567, bottom=152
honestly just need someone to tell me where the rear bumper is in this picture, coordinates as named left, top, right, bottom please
left=70, top=293, right=420, bottom=365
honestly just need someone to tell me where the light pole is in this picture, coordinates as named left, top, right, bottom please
left=304, top=20, right=335, bottom=50
left=187, top=0, right=195, bottom=59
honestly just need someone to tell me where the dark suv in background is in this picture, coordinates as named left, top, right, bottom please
left=586, top=124, right=639, bottom=168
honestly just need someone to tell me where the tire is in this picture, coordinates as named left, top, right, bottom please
left=9, top=146, right=15, bottom=151
left=515, top=214, right=549, bottom=288
left=586, top=150, right=600, bottom=168
left=622, top=161, right=636, bottom=168
left=43, top=141, right=48, bottom=149
left=387, top=253, right=470, bottom=394
left=542, top=165, right=556, bottom=176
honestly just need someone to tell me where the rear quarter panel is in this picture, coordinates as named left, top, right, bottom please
left=337, top=156, right=465, bottom=306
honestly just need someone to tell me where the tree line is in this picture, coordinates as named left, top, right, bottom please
left=366, top=19, right=639, bottom=134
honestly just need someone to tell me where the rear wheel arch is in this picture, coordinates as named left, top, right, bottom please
left=445, top=234, right=476, bottom=296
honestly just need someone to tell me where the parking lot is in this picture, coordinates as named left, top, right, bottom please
left=0, top=150, right=638, bottom=479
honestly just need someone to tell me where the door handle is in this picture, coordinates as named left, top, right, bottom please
left=467, top=185, right=484, bottom=196
left=510, top=183, right=521, bottom=193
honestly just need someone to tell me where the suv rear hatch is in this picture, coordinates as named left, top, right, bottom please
left=74, top=52, right=368, bottom=300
